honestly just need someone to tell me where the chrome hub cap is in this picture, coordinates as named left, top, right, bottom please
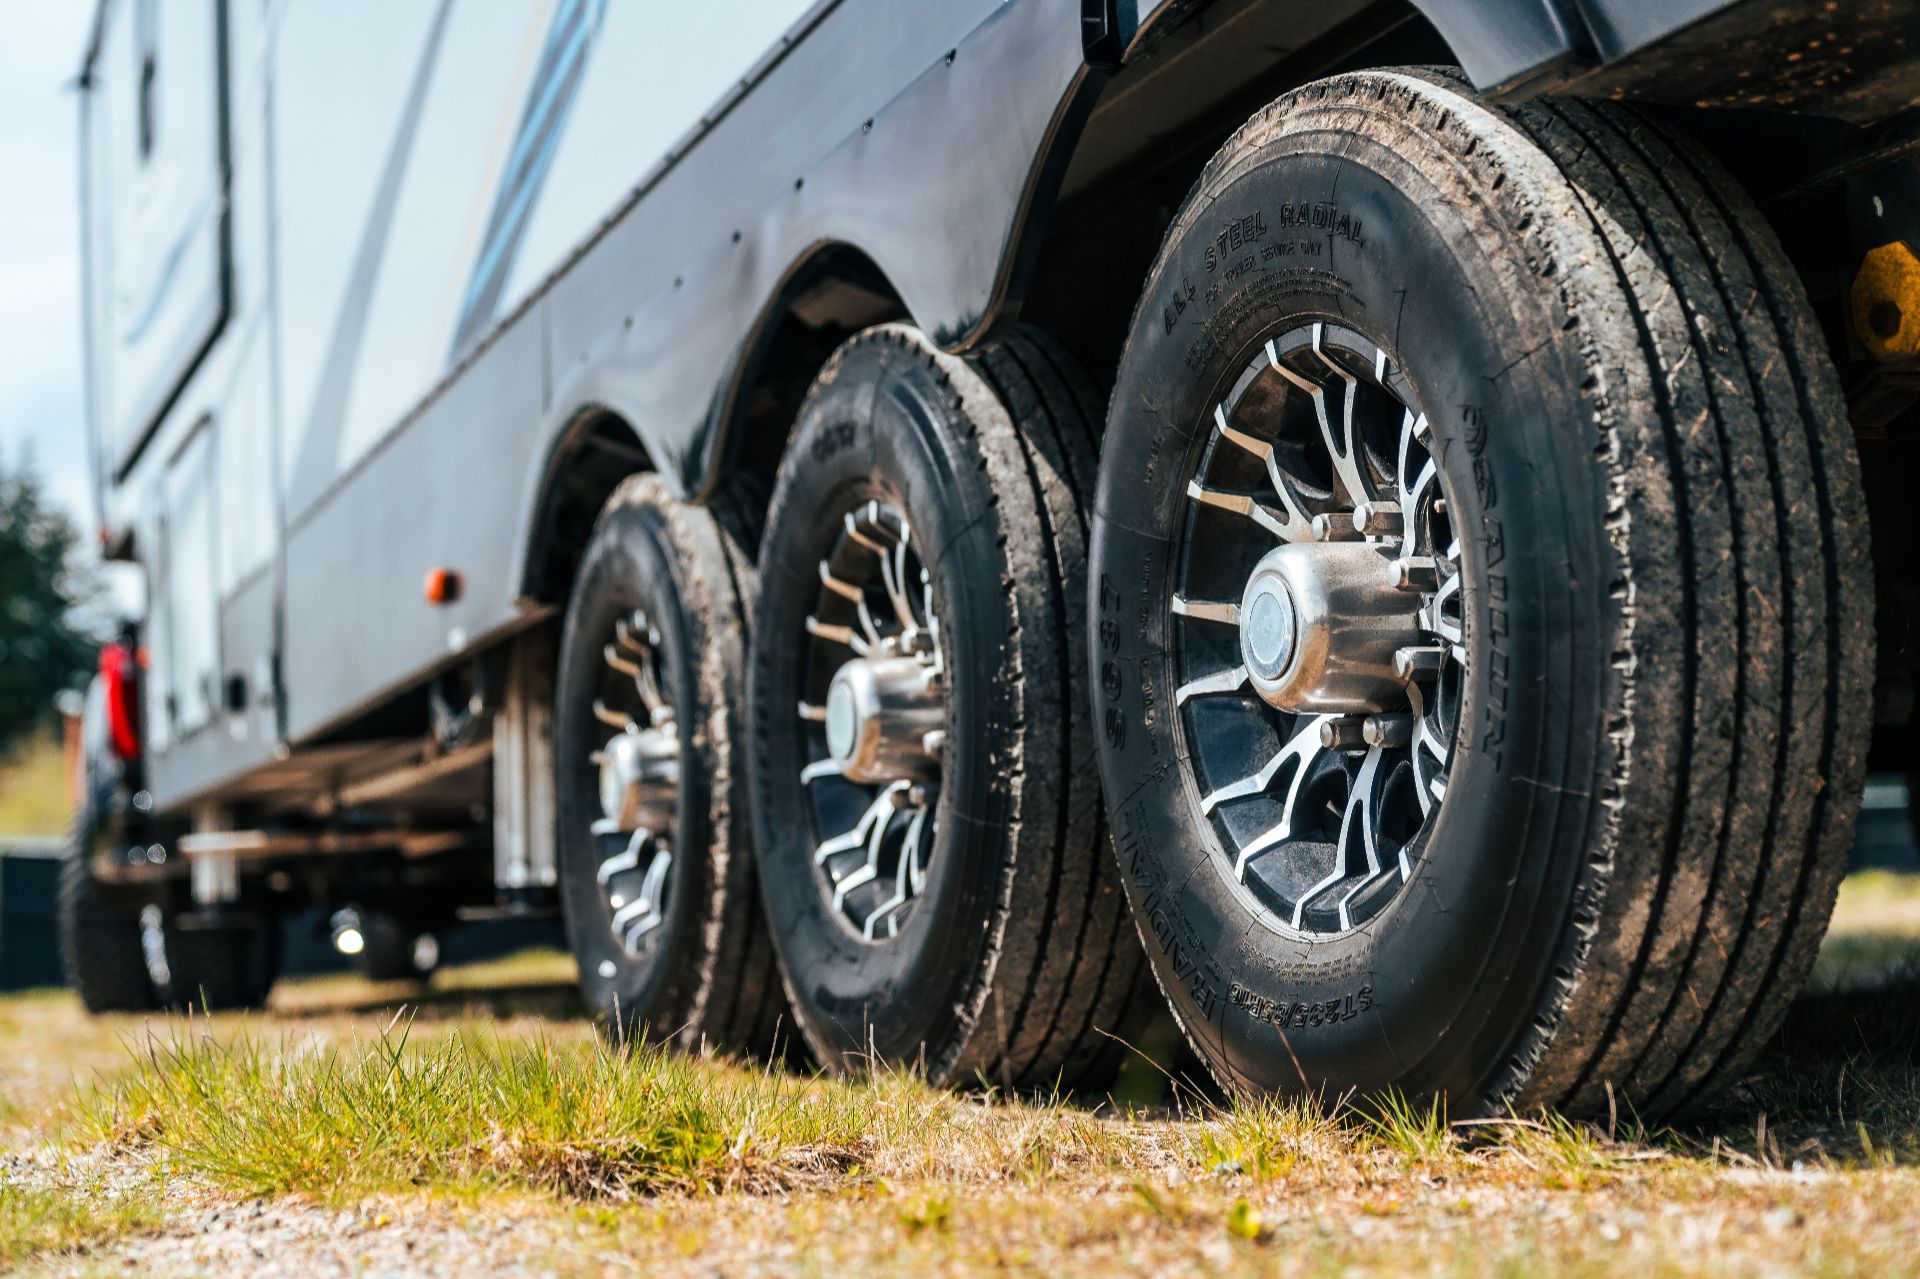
left=588, top=610, right=678, bottom=956
left=1234, top=542, right=1425, bottom=714
left=823, top=655, right=942, bottom=784
left=797, top=500, right=944, bottom=942
left=1174, top=322, right=1466, bottom=937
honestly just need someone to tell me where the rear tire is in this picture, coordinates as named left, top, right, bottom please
left=160, top=915, right=280, bottom=1012
left=58, top=814, right=155, bottom=1014
left=354, top=912, right=434, bottom=982
left=1089, top=70, right=1871, bottom=1117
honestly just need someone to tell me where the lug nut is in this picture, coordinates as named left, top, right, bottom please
left=1352, top=501, right=1403, bottom=538
left=1390, top=556, right=1440, bottom=592
left=1394, top=645, right=1448, bottom=681
left=1362, top=714, right=1414, bottom=749
left=1311, top=513, right=1362, bottom=542
left=1319, top=716, right=1369, bottom=750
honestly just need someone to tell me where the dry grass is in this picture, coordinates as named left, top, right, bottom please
left=0, top=730, right=70, bottom=838
left=5, top=871, right=1920, bottom=1275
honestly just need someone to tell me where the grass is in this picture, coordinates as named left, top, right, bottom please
left=85, top=1021, right=878, bottom=1200
left=3, top=867, right=1920, bottom=1273
left=0, top=1177, right=158, bottom=1268
left=0, top=729, right=70, bottom=838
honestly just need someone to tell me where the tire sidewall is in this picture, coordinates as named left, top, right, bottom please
left=1092, top=90, right=1611, bottom=1100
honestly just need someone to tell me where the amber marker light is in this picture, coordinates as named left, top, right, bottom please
left=424, top=567, right=463, bottom=605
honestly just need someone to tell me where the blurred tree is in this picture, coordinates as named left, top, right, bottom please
left=0, top=452, right=98, bottom=758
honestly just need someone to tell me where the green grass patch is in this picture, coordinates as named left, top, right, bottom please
left=0, top=1178, right=158, bottom=1267
left=81, top=1018, right=895, bottom=1201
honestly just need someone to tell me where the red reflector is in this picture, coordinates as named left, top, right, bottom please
left=99, top=642, right=141, bottom=761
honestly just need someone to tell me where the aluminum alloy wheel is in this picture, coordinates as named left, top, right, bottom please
left=587, top=609, right=680, bottom=957
left=1173, top=322, right=1465, bottom=937
left=796, top=499, right=944, bottom=942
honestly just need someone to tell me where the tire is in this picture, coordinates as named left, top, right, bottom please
left=554, top=473, right=785, bottom=1054
left=160, top=915, right=280, bottom=1012
left=58, top=814, right=156, bottom=1013
left=1089, top=69, right=1871, bottom=1118
left=748, top=323, right=1151, bottom=1091
left=354, top=912, right=431, bottom=982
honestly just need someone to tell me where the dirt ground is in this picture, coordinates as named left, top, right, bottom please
left=4, top=873, right=1920, bottom=1277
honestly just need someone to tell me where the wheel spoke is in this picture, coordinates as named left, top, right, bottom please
left=863, top=803, right=925, bottom=941
left=806, top=614, right=872, bottom=657
left=800, top=757, right=845, bottom=785
left=602, top=644, right=644, bottom=681
left=902, top=803, right=930, bottom=895
left=1209, top=405, right=1317, bottom=541
left=879, top=540, right=918, bottom=634
left=596, top=829, right=649, bottom=884
left=814, top=783, right=904, bottom=865
left=1187, top=482, right=1299, bottom=541
left=1342, top=749, right=1385, bottom=879
left=1175, top=664, right=1250, bottom=706
left=1328, top=748, right=1390, bottom=930
left=1172, top=596, right=1240, bottom=626
left=1407, top=682, right=1449, bottom=818
left=1198, top=713, right=1326, bottom=811
left=1397, top=426, right=1437, bottom=562
left=1230, top=715, right=1335, bottom=879
left=614, top=614, right=654, bottom=656
left=592, top=699, right=636, bottom=732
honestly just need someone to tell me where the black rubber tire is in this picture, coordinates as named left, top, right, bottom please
left=1089, top=70, right=1871, bottom=1118
left=355, top=913, right=427, bottom=982
left=555, top=473, right=786, bottom=1054
left=749, top=322, right=1153, bottom=1091
left=58, top=814, right=156, bottom=1013
left=161, top=916, right=280, bottom=1012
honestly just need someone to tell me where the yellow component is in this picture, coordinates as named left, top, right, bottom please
left=1852, top=240, right=1920, bottom=361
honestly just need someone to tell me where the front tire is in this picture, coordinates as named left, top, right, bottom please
left=1090, top=70, right=1871, bottom=1117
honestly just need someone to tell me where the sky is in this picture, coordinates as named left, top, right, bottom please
left=0, top=4, right=97, bottom=533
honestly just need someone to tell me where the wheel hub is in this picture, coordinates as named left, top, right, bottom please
left=585, top=609, right=678, bottom=958
left=824, top=651, right=943, bottom=784
left=1238, top=543, right=1423, bottom=714
left=797, top=500, right=945, bottom=942
left=597, top=724, right=679, bottom=832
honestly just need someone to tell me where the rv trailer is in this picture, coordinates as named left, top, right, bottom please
left=67, top=0, right=1920, bottom=1113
